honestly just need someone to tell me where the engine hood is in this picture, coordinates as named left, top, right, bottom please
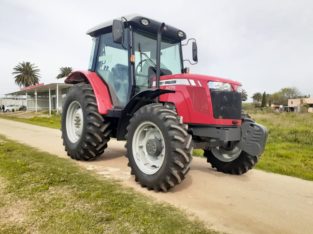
left=161, top=73, right=241, bottom=86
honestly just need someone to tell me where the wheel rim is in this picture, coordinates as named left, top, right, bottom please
left=66, top=101, right=84, bottom=143
left=211, top=145, right=242, bottom=162
left=132, top=121, right=165, bottom=175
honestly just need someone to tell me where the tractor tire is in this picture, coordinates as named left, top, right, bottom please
left=204, top=147, right=258, bottom=175
left=126, top=103, right=193, bottom=192
left=61, top=83, right=111, bottom=161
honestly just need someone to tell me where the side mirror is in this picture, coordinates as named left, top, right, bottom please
left=192, top=41, right=198, bottom=62
left=112, top=20, right=123, bottom=44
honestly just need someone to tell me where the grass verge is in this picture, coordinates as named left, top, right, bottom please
left=252, top=113, right=313, bottom=181
left=184, top=113, right=313, bottom=181
left=0, top=114, right=61, bottom=129
left=0, top=135, right=212, bottom=234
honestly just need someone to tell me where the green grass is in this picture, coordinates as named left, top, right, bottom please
left=252, top=113, right=313, bottom=180
left=193, top=149, right=204, bottom=157
left=0, top=114, right=61, bottom=129
left=1, top=112, right=313, bottom=181
left=0, top=135, right=212, bottom=234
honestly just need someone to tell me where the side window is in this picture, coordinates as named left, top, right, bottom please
left=161, top=45, right=181, bottom=74
left=96, top=33, right=129, bottom=107
left=134, top=33, right=156, bottom=92
left=88, top=37, right=96, bottom=70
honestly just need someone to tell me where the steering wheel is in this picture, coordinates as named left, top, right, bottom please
left=135, top=59, right=150, bottom=74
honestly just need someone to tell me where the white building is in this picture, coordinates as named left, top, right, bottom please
left=288, top=98, right=313, bottom=113
left=3, top=79, right=72, bottom=115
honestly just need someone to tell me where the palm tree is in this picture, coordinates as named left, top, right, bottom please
left=12, top=62, right=40, bottom=87
left=56, top=67, right=72, bottom=79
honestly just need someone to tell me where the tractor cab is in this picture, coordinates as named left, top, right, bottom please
left=86, top=15, right=194, bottom=107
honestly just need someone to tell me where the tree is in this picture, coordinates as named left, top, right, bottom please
left=261, top=92, right=267, bottom=107
left=252, top=92, right=262, bottom=103
left=271, top=87, right=301, bottom=105
left=12, top=62, right=40, bottom=87
left=56, top=67, right=72, bottom=79
left=241, top=89, right=248, bottom=101
left=266, top=93, right=272, bottom=106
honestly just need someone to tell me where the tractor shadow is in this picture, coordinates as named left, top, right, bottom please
left=191, top=160, right=252, bottom=181
left=170, top=174, right=193, bottom=192
left=191, top=162, right=218, bottom=174
left=89, top=140, right=127, bottom=161
left=97, top=148, right=127, bottom=161
left=171, top=161, right=252, bottom=192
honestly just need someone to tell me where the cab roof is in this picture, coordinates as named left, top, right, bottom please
left=86, top=14, right=187, bottom=42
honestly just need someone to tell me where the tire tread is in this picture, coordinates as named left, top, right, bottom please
left=125, top=103, right=192, bottom=192
left=62, top=84, right=111, bottom=161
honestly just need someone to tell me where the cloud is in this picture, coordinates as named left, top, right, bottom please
left=1, top=0, right=312, bottom=99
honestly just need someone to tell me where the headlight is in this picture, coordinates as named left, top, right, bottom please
left=208, top=81, right=232, bottom=91
left=140, top=18, right=150, bottom=26
left=177, top=31, right=185, bottom=38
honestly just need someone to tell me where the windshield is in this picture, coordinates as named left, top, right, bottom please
left=133, top=31, right=182, bottom=92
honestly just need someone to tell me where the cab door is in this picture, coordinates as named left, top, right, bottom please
left=95, top=32, right=130, bottom=107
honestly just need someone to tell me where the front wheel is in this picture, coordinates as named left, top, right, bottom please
left=126, top=103, right=193, bottom=192
left=204, top=144, right=258, bottom=175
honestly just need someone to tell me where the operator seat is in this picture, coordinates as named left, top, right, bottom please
left=109, top=64, right=129, bottom=106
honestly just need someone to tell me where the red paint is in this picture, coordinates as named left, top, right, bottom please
left=159, top=74, right=242, bottom=126
left=65, top=71, right=241, bottom=126
left=65, top=71, right=113, bottom=114
left=21, top=83, right=45, bottom=91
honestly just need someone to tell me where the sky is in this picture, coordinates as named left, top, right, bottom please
left=1, top=0, right=313, bottom=99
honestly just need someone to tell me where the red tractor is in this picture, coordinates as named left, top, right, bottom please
left=62, top=15, right=267, bottom=192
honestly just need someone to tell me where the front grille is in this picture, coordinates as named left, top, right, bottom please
left=210, top=91, right=242, bottom=119
left=187, top=86, right=209, bottom=114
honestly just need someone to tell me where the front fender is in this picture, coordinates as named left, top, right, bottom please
left=159, top=89, right=192, bottom=123
left=65, top=71, right=113, bottom=115
left=116, top=89, right=174, bottom=140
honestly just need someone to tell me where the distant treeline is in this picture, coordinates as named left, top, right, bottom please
left=249, top=87, right=310, bottom=107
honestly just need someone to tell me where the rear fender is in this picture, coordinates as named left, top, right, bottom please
left=65, top=71, right=113, bottom=114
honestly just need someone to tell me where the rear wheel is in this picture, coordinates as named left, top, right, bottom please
left=204, top=144, right=258, bottom=175
left=126, top=103, right=192, bottom=192
left=62, top=83, right=111, bottom=160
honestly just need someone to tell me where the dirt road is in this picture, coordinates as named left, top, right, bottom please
left=0, top=118, right=312, bottom=234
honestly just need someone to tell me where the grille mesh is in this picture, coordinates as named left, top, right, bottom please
left=210, top=91, right=242, bottom=119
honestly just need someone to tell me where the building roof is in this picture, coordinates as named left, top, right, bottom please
left=288, top=97, right=313, bottom=105
left=6, top=82, right=72, bottom=96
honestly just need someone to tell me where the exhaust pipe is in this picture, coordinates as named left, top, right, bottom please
left=156, top=23, right=166, bottom=89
